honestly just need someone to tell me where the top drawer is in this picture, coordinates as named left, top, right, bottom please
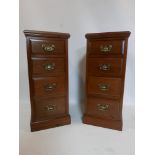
left=30, top=38, right=65, bottom=56
left=88, top=40, right=124, bottom=56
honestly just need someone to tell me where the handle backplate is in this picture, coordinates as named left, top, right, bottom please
left=97, top=104, right=109, bottom=111
left=98, top=84, right=109, bottom=91
left=45, top=104, right=56, bottom=112
left=45, top=83, right=57, bottom=91
left=42, top=44, right=55, bottom=52
left=100, top=45, right=112, bottom=53
left=43, top=63, right=55, bottom=71
left=99, top=64, right=111, bottom=71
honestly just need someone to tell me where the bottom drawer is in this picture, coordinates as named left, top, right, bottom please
left=86, top=97, right=121, bottom=120
left=33, top=97, right=66, bottom=121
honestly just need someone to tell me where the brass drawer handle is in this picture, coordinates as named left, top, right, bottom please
left=45, top=83, right=57, bottom=91
left=45, top=104, right=56, bottom=112
left=42, top=44, right=55, bottom=52
left=99, top=64, right=111, bottom=71
left=43, top=63, right=55, bottom=71
left=100, top=45, right=112, bottom=53
left=97, top=104, right=109, bottom=111
left=98, top=84, right=109, bottom=91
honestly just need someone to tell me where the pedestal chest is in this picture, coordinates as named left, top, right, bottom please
left=83, top=31, right=131, bottom=130
left=24, top=30, right=71, bottom=131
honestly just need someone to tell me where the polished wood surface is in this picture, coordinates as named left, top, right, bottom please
left=32, top=77, right=66, bottom=97
left=88, top=77, right=122, bottom=99
left=32, top=57, right=65, bottom=76
left=87, top=97, right=121, bottom=120
left=85, top=31, right=130, bottom=39
left=88, top=58, right=123, bottom=77
left=34, top=97, right=66, bottom=121
left=83, top=115, right=122, bottom=130
left=24, top=30, right=70, bottom=38
left=83, top=31, right=131, bottom=130
left=24, top=30, right=70, bottom=131
left=88, top=40, right=123, bottom=55
left=30, top=38, right=65, bottom=56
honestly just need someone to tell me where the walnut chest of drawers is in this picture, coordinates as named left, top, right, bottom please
left=83, top=31, right=131, bottom=130
left=24, top=30, right=71, bottom=131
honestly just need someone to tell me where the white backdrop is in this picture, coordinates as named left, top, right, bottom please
left=19, top=0, right=135, bottom=106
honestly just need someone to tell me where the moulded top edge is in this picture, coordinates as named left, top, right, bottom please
left=23, top=30, right=70, bottom=38
left=85, top=31, right=131, bottom=39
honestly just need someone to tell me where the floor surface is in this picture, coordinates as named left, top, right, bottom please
left=19, top=103, right=135, bottom=155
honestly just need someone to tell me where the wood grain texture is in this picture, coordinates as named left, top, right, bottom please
left=32, top=57, right=65, bottom=76
left=32, top=77, right=66, bottom=97
left=88, top=57, right=123, bottom=77
left=24, top=30, right=70, bottom=38
left=83, top=115, right=122, bottom=131
left=31, top=115, right=71, bottom=132
left=24, top=30, right=70, bottom=131
left=33, top=97, right=66, bottom=121
left=83, top=31, right=130, bottom=130
left=85, top=31, right=130, bottom=39
left=88, top=40, right=123, bottom=55
left=88, top=77, right=122, bottom=99
left=86, top=97, right=121, bottom=120
left=30, top=38, right=65, bottom=56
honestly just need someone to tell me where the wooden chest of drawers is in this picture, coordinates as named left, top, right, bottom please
left=24, top=30, right=71, bottom=131
left=83, top=31, right=131, bottom=130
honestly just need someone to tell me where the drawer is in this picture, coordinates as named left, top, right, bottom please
left=88, top=58, right=123, bottom=77
left=30, top=38, right=65, bottom=56
left=88, top=77, right=121, bottom=99
left=32, top=57, right=65, bottom=76
left=32, top=77, right=65, bottom=97
left=86, top=97, right=121, bottom=120
left=34, top=97, right=66, bottom=121
left=88, top=40, right=123, bottom=56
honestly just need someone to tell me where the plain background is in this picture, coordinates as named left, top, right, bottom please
left=2, top=1, right=155, bottom=155
left=19, top=1, right=135, bottom=155
left=19, top=0, right=135, bottom=106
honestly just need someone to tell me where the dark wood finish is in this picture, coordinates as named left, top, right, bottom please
left=87, top=97, right=121, bottom=120
left=32, top=77, right=65, bottom=97
left=83, top=31, right=130, bottom=130
left=88, top=40, right=123, bottom=56
left=85, top=31, right=130, bottom=39
left=30, top=38, right=65, bottom=56
left=31, top=115, right=70, bottom=132
left=24, top=30, right=71, bottom=131
left=88, top=77, right=122, bottom=99
left=24, top=30, right=70, bottom=38
left=88, top=58, right=123, bottom=77
left=83, top=115, right=122, bottom=130
left=34, top=97, right=66, bottom=121
left=32, top=57, right=65, bottom=76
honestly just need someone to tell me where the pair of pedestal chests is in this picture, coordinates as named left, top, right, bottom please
left=24, top=30, right=130, bottom=132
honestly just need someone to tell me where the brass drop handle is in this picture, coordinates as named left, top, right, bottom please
left=43, top=63, right=55, bottom=71
left=42, top=44, right=55, bottom=52
left=45, top=83, right=57, bottom=91
left=100, top=45, right=112, bottom=53
left=98, top=84, right=109, bottom=91
left=97, top=104, right=109, bottom=111
left=45, top=104, right=56, bottom=112
left=99, top=64, right=111, bottom=71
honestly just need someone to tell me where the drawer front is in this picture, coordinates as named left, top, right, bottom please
left=30, top=38, right=65, bottom=56
left=86, top=97, right=121, bottom=120
left=34, top=97, right=66, bottom=121
left=32, top=58, right=65, bottom=76
left=88, top=77, right=121, bottom=99
left=88, top=40, right=123, bottom=56
left=88, top=58, right=123, bottom=77
left=32, top=77, right=65, bottom=97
